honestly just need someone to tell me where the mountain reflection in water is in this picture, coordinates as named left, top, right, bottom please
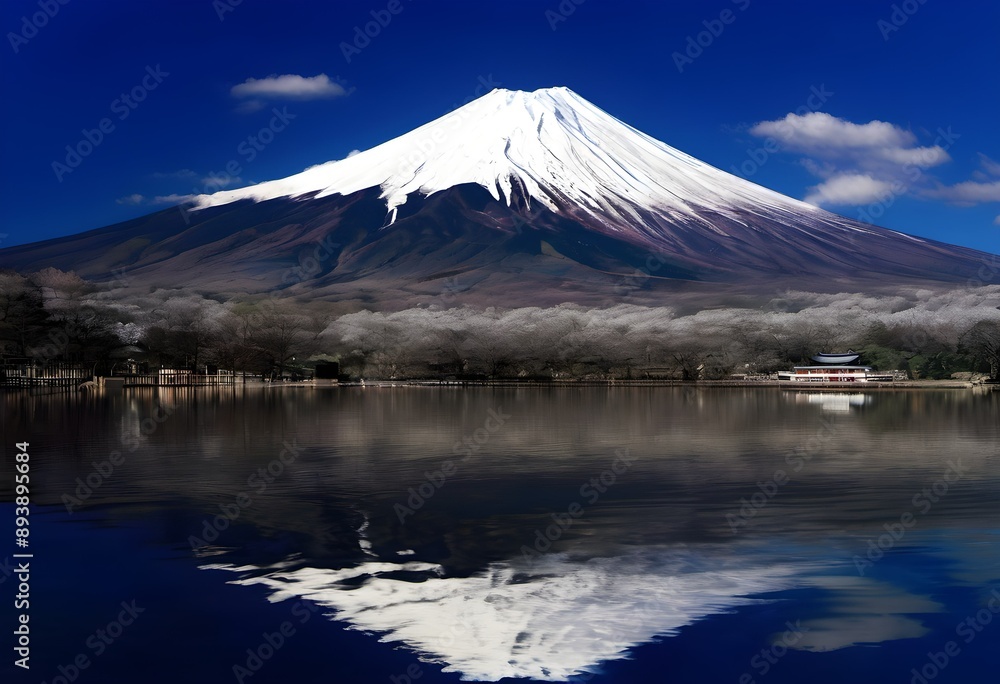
left=4, top=386, right=998, bottom=682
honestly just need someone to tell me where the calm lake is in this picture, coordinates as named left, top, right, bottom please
left=2, top=386, right=999, bottom=684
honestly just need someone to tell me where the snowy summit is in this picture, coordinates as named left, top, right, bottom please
left=191, top=87, right=818, bottom=228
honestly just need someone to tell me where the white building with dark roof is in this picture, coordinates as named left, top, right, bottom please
left=777, top=352, right=894, bottom=383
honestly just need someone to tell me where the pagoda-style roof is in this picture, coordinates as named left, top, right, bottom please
left=811, top=352, right=861, bottom=365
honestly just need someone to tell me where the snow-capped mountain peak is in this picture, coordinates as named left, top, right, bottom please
left=191, top=86, right=817, bottom=227
left=2, top=87, right=992, bottom=306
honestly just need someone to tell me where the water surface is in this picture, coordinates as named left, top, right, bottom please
left=2, top=386, right=999, bottom=683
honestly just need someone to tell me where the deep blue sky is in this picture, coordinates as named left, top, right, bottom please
left=1, top=0, right=998, bottom=253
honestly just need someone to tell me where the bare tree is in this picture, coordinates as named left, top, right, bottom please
left=254, top=304, right=313, bottom=378
left=960, top=320, right=1000, bottom=380
left=215, top=305, right=263, bottom=373
left=159, top=298, right=218, bottom=370
left=0, top=273, right=48, bottom=357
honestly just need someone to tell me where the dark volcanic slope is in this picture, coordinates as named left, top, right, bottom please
left=0, top=182, right=994, bottom=309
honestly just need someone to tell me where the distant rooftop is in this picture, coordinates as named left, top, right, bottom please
left=811, top=352, right=860, bottom=365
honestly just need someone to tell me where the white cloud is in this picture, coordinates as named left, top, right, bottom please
left=346, top=149, right=362, bottom=158
left=231, top=73, right=346, bottom=100
left=116, top=193, right=145, bottom=205
left=877, top=145, right=949, bottom=168
left=925, top=180, right=1000, bottom=204
left=749, top=113, right=950, bottom=170
left=747, top=112, right=955, bottom=208
left=994, top=215, right=1000, bottom=226
left=805, top=174, right=894, bottom=207
left=750, top=112, right=916, bottom=152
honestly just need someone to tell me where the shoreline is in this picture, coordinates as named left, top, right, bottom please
left=3, top=379, right=993, bottom=394
left=265, top=378, right=983, bottom=390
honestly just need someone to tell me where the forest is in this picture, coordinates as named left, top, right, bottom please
left=1, top=267, right=999, bottom=382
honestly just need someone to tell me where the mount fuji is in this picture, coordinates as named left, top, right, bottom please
left=2, top=87, right=993, bottom=308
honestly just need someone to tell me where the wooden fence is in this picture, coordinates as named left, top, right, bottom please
left=0, top=363, right=91, bottom=388
left=1, top=365, right=243, bottom=389
left=118, top=370, right=241, bottom=387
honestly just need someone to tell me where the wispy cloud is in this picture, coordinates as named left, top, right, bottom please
left=118, top=193, right=199, bottom=207
left=200, top=175, right=242, bottom=189
left=152, top=194, right=197, bottom=205
left=925, top=154, right=1000, bottom=206
left=925, top=180, right=1000, bottom=204
left=117, top=171, right=242, bottom=208
left=116, top=193, right=146, bottom=205
left=150, top=169, right=199, bottom=181
left=234, top=99, right=267, bottom=115
left=231, top=73, right=346, bottom=100
left=978, top=153, right=1000, bottom=177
